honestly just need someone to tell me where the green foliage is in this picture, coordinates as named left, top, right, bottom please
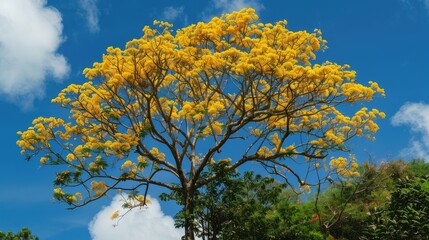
left=161, top=159, right=429, bottom=240
left=162, top=164, right=323, bottom=240
left=310, top=160, right=429, bottom=240
left=313, top=161, right=399, bottom=239
left=406, top=159, right=429, bottom=178
left=0, top=228, right=38, bottom=240
left=362, top=176, right=429, bottom=240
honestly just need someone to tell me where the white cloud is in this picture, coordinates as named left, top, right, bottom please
left=212, top=0, right=264, bottom=14
left=79, top=0, right=100, bottom=33
left=392, top=102, right=429, bottom=161
left=162, top=6, right=184, bottom=21
left=202, top=0, right=263, bottom=22
left=89, top=195, right=183, bottom=240
left=0, top=0, right=70, bottom=108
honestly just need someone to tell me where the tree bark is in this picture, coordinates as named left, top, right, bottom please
left=183, top=186, right=195, bottom=240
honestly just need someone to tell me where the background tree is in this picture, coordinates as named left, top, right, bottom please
left=312, top=160, right=429, bottom=240
left=362, top=175, right=429, bottom=239
left=163, top=164, right=323, bottom=240
left=16, top=8, right=384, bottom=239
left=313, top=161, right=398, bottom=238
left=165, top=159, right=429, bottom=240
left=406, top=158, right=429, bottom=177
left=0, top=227, right=38, bottom=240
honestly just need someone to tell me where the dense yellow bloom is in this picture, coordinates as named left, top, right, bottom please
left=329, top=157, right=360, bottom=177
left=16, top=8, right=384, bottom=207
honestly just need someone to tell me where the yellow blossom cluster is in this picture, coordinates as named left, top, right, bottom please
left=53, top=188, right=64, bottom=195
left=17, top=117, right=65, bottom=154
left=120, top=160, right=135, bottom=170
left=135, top=195, right=152, bottom=204
left=149, top=147, right=165, bottom=161
left=91, top=181, right=108, bottom=196
left=329, top=156, right=360, bottom=177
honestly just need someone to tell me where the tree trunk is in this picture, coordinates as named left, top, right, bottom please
left=184, top=187, right=195, bottom=240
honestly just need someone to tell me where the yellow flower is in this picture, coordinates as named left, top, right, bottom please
left=149, top=147, right=165, bottom=161
left=135, top=195, right=152, bottom=204
left=66, top=153, right=76, bottom=161
left=75, top=192, right=83, bottom=200
left=211, top=122, right=223, bottom=135
left=40, top=157, right=48, bottom=164
left=303, top=184, right=311, bottom=193
left=54, top=188, right=64, bottom=195
left=67, top=195, right=77, bottom=203
left=91, top=181, right=108, bottom=192
left=284, top=145, right=296, bottom=153
left=110, top=210, right=119, bottom=220
left=120, top=160, right=134, bottom=170
left=250, top=128, right=263, bottom=136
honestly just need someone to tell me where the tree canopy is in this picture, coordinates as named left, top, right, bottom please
left=0, top=228, right=38, bottom=240
left=16, top=8, right=385, bottom=239
left=178, top=160, right=429, bottom=240
left=163, top=165, right=323, bottom=240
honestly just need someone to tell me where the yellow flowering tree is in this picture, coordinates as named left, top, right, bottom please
left=17, top=8, right=385, bottom=240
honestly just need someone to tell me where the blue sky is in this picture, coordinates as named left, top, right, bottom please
left=1, top=0, right=429, bottom=239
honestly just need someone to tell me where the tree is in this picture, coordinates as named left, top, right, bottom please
left=0, top=227, right=39, bottom=240
left=362, top=176, right=429, bottom=239
left=311, top=160, right=429, bottom=240
left=16, top=8, right=385, bottom=239
left=163, top=164, right=323, bottom=240
left=312, top=161, right=408, bottom=239
left=406, top=158, right=429, bottom=177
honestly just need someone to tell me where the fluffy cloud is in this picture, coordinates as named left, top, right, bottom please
left=162, top=6, right=185, bottom=21
left=0, top=0, right=69, bottom=108
left=89, top=195, right=183, bottom=240
left=212, top=0, right=264, bottom=13
left=392, top=102, right=429, bottom=161
left=79, top=0, right=100, bottom=33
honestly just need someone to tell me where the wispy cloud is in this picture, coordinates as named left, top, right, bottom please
left=0, top=0, right=70, bottom=109
left=212, top=0, right=264, bottom=14
left=162, top=6, right=185, bottom=21
left=89, top=195, right=183, bottom=240
left=392, top=102, right=429, bottom=161
left=400, top=0, right=429, bottom=14
left=424, top=0, right=429, bottom=12
left=78, top=0, right=100, bottom=33
left=202, top=0, right=263, bottom=21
